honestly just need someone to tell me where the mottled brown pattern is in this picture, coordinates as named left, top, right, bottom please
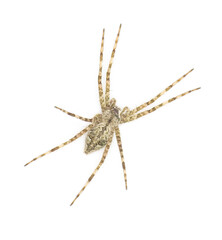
left=55, top=106, right=92, bottom=122
left=70, top=133, right=114, bottom=206
left=84, top=107, right=119, bottom=154
left=129, top=68, right=194, bottom=115
left=127, top=87, right=200, bottom=122
left=24, top=124, right=93, bottom=166
left=105, top=24, right=121, bottom=105
left=115, top=126, right=127, bottom=189
left=25, top=25, right=200, bottom=206
left=98, top=29, right=106, bottom=110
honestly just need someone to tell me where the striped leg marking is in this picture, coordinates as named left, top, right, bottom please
left=115, top=127, right=127, bottom=190
left=55, top=106, right=92, bottom=122
left=98, top=29, right=106, bottom=110
left=130, top=69, right=194, bottom=115
left=105, top=24, right=122, bottom=105
left=127, top=87, right=200, bottom=122
left=24, top=124, right=93, bottom=166
left=70, top=133, right=114, bottom=206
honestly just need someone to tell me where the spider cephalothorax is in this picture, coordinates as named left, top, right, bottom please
left=25, top=24, right=200, bottom=206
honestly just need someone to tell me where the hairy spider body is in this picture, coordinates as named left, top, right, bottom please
left=85, top=100, right=120, bottom=154
left=25, top=25, right=200, bottom=206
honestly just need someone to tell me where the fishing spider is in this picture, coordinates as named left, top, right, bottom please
left=25, top=24, right=200, bottom=206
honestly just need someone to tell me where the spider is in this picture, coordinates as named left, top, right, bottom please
left=25, top=24, right=200, bottom=206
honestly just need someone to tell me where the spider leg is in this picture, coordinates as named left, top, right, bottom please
left=105, top=24, right=122, bottom=105
left=130, top=69, right=194, bottom=115
left=24, top=124, right=93, bottom=166
left=115, top=127, right=127, bottom=190
left=98, top=29, right=106, bottom=110
left=54, top=106, right=92, bottom=122
left=125, top=87, right=200, bottom=123
left=70, top=132, right=114, bottom=206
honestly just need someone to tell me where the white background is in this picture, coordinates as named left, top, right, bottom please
left=0, top=0, right=221, bottom=239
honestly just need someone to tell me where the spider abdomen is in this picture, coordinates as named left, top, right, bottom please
left=84, top=124, right=109, bottom=154
left=84, top=109, right=119, bottom=154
